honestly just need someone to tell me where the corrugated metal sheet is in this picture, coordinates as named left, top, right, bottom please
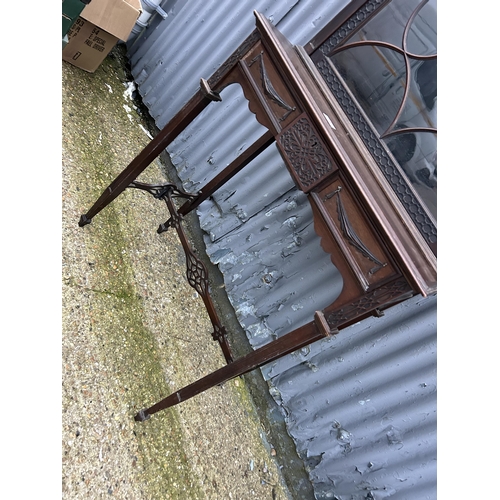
left=126, top=2, right=437, bottom=498
left=127, top=0, right=352, bottom=127
left=266, top=294, right=437, bottom=499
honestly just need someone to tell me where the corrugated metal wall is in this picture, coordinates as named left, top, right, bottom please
left=265, top=293, right=437, bottom=500
left=126, top=2, right=437, bottom=498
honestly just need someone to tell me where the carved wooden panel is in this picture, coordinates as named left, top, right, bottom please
left=313, top=57, right=437, bottom=251
left=241, top=42, right=300, bottom=132
left=312, top=175, right=397, bottom=291
left=277, top=114, right=337, bottom=192
left=325, top=278, right=413, bottom=330
left=208, top=29, right=261, bottom=88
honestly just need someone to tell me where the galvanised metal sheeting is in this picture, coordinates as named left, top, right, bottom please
left=127, top=1, right=437, bottom=498
left=265, top=294, right=437, bottom=499
left=127, top=0, right=352, bottom=129
left=203, top=163, right=344, bottom=346
left=128, top=0, right=297, bottom=128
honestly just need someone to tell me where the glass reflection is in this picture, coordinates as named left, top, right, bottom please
left=327, top=0, right=437, bottom=219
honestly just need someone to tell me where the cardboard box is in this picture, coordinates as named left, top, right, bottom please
left=62, top=0, right=141, bottom=73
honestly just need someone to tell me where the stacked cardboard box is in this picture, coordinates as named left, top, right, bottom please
left=62, top=0, right=141, bottom=72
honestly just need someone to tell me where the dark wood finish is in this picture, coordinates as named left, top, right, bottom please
left=135, top=318, right=332, bottom=421
left=79, top=7, right=436, bottom=421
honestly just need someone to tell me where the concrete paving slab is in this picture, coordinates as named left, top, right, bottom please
left=62, top=45, right=300, bottom=500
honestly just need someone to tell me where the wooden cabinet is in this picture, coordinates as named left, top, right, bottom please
left=79, top=2, right=436, bottom=420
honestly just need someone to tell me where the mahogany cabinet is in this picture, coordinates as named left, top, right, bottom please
left=79, top=0, right=437, bottom=420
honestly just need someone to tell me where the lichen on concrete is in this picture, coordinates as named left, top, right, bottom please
left=62, top=46, right=293, bottom=499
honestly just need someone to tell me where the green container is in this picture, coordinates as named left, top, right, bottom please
left=62, top=0, right=92, bottom=38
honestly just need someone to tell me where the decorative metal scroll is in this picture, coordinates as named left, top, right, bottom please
left=248, top=51, right=296, bottom=121
left=185, top=250, right=209, bottom=296
left=128, top=180, right=198, bottom=203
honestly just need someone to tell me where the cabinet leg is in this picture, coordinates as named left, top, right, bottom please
left=78, top=91, right=210, bottom=226
left=134, top=315, right=333, bottom=421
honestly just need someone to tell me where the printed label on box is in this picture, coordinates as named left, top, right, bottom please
left=63, top=17, right=119, bottom=72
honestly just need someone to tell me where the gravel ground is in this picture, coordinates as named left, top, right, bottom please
left=60, top=45, right=310, bottom=500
